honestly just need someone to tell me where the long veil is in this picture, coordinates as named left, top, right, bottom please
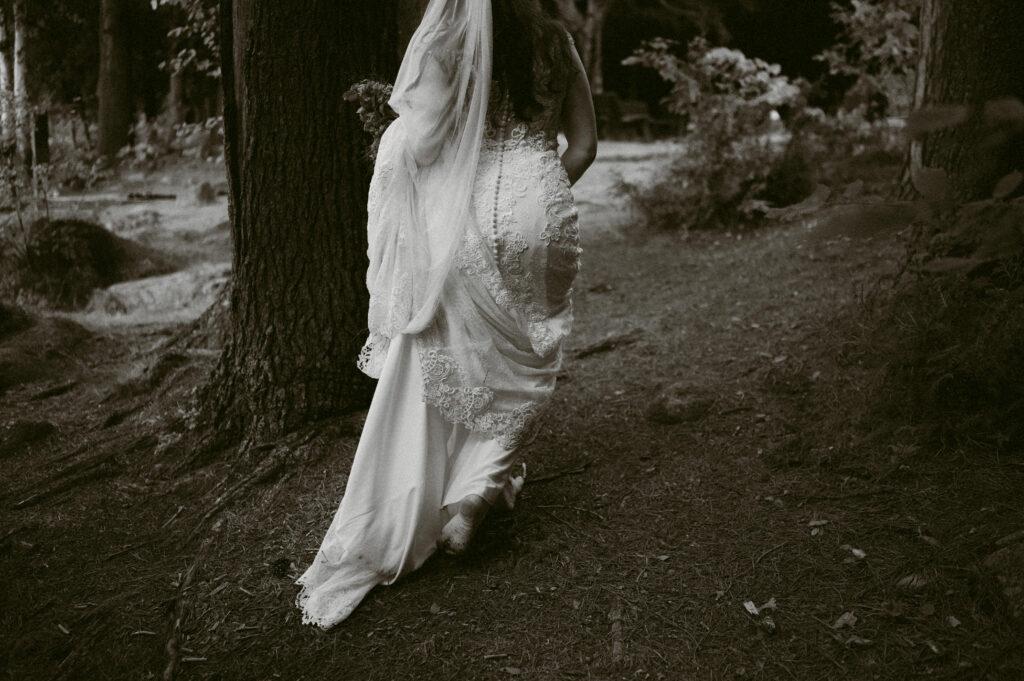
left=358, top=0, right=492, bottom=377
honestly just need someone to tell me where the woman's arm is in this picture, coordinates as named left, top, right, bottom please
left=396, top=54, right=455, bottom=167
left=560, top=40, right=598, bottom=186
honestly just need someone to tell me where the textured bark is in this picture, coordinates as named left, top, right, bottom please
left=199, top=1, right=399, bottom=448
left=908, top=0, right=1024, bottom=200
left=97, top=0, right=132, bottom=158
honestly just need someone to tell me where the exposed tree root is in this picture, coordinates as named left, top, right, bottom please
left=11, top=433, right=154, bottom=509
left=14, top=463, right=120, bottom=510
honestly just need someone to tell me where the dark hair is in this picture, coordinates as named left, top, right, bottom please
left=491, top=0, right=570, bottom=120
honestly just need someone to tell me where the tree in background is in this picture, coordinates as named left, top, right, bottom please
left=193, top=1, right=401, bottom=452
left=575, top=0, right=759, bottom=95
left=155, top=0, right=219, bottom=127
left=908, top=0, right=1024, bottom=200
left=12, top=0, right=29, bottom=162
left=0, top=4, right=10, bottom=141
left=96, top=0, right=131, bottom=157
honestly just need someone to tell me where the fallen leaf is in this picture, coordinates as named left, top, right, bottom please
left=743, top=601, right=760, bottom=616
left=907, top=105, right=969, bottom=138
left=759, top=597, right=777, bottom=612
left=897, top=574, right=929, bottom=590
left=839, top=544, right=867, bottom=560
left=947, top=615, right=961, bottom=628
left=833, top=611, right=858, bottom=629
left=501, top=667, right=522, bottom=675
left=993, top=170, right=1023, bottom=199
left=429, top=603, right=441, bottom=615
left=846, top=635, right=873, bottom=647
left=809, top=519, right=829, bottom=527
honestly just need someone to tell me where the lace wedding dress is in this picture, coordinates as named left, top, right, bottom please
left=295, top=18, right=581, bottom=630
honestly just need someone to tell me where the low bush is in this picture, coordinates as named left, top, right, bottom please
left=835, top=198, right=1024, bottom=451
left=618, top=38, right=814, bottom=231
left=1, top=218, right=180, bottom=309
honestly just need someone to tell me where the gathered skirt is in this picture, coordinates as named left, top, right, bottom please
left=296, top=124, right=581, bottom=629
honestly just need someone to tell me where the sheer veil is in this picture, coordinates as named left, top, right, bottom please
left=359, top=0, right=493, bottom=376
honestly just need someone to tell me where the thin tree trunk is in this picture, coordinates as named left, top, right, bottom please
left=97, top=0, right=132, bottom=158
left=197, top=0, right=399, bottom=450
left=906, top=0, right=1024, bottom=200
left=12, top=0, right=29, bottom=164
left=0, top=5, right=10, bottom=142
left=164, top=68, right=183, bottom=129
left=578, top=0, right=613, bottom=95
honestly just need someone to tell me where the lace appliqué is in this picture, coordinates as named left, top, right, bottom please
left=419, top=349, right=541, bottom=449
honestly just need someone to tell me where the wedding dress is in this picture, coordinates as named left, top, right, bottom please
left=296, top=0, right=581, bottom=629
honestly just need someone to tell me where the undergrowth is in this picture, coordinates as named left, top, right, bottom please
left=841, top=269, right=1024, bottom=452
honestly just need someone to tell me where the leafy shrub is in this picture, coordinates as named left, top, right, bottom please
left=1, top=218, right=180, bottom=309
left=815, top=0, right=920, bottom=117
left=618, top=38, right=809, bottom=231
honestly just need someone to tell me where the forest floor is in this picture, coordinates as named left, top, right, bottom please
left=2, top=144, right=1023, bottom=681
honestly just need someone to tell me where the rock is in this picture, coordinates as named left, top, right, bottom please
left=985, top=537, right=1024, bottom=618
left=84, top=262, right=230, bottom=322
left=645, top=383, right=716, bottom=424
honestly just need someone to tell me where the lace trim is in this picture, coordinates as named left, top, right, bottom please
left=418, top=349, right=541, bottom=449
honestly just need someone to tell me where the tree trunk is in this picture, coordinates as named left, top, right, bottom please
left=197, top=0, right=399, bottom=449
left=97, top=0, right=132, bottom=158
left=578, top=0, right=613, bottom=94
left=12, top=0, right=29, bottom=164
left=0, top=6, right=10, bottom=143
left=164, top=68, right=183, bottom=129
left=908, top=0, right=1024, bottom=200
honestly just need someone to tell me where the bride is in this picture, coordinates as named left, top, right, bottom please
left=296, top=0, right=597, bottom=629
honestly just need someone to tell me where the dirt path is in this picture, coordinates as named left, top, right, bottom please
left=2, top=149, right=1022, bottom=680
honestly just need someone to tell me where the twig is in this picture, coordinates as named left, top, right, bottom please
left=609, top=596, right=624, bottom=664
left=162, top=505, right=185, bottom=529
left=529, top=461, right=591, bottom=485
left=538, top=507, right=604, bottom=544
left=163, top=528, right=220, bottom=681
left=536, top=504, right=606, bottom=521
left=753, top=542, right=788, bottom=570
left=105, top=537, right=159, bottom=561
